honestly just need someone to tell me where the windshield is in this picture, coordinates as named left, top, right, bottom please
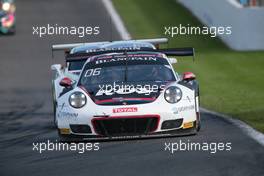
left=78, top=54, right=176, bottom=86
left=68, top=60, right=86, bottom=71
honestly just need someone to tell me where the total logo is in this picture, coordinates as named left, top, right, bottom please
left=113, top=107, right=138, bottom=113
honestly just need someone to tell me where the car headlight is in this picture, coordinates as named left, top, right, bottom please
left=2, top=2, right=11, bottom=11
left=69, top=92, right=87, bottom=108
left=164, top=86, right=182, bottom=103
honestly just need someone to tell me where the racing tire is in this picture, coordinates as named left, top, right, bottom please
left=195, top=84, right=201, bottom=132
left=52, top=85, right=57, bottom=127
left=196, top=112, right=201, bottom=132
left=53, top=101, right=57, bottom=127
left=8, top=26, right=16, bottom=35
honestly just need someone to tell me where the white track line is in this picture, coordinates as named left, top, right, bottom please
left=102, top=0, right=264, bottom=146
left=102, top=0, right=131, bottom=40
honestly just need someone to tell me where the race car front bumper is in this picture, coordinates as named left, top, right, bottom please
left=56, top=85, right=198, bottom=141
left=58, top=121, right=197, bottom=142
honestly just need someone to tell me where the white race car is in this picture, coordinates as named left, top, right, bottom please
left=51, top=38, right=200, bottom=141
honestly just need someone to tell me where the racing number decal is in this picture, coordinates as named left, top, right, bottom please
left=84, top=68, right=101, bottom=77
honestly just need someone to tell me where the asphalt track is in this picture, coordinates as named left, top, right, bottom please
left=0, top=0, right=264, bottom=176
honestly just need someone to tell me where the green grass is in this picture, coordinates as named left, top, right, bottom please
left=113, top=0, right=264, bottom=132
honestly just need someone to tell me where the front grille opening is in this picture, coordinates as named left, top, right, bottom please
left=70, top=124, right=92, bottom=133
left=93, top=116, right=159, bottom=136
left=161, top=119, right=183, bottom=130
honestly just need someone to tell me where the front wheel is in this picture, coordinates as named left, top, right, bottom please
left=195, top=89, right=201, bottom=132
left=8, top=26, right=16, bottom=35
left=196, top=113, right=201, bottom=132
left=52, top=85, right=57, bottom=127
left=53, top=101, right=57, bottom=127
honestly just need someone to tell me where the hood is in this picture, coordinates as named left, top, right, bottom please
left=82, top=81, right=169, bottom=106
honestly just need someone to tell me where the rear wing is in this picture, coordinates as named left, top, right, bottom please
left=51, top=38, right=168, bottom=55
left=65, top=47, right=195, bottom=62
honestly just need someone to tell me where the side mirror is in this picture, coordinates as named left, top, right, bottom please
left=59, top=77, right=73, bottom=87
left=183, top=72, right=196, bottom=81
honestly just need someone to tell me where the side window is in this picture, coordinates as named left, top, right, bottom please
left=68, top=61, right=86, bottom=71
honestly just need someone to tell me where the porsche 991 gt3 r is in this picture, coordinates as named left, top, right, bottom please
left=51, top=38, right=200, bottom=141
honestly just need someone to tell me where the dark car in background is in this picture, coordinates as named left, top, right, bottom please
left=0, top=0, right=15, bottom=34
